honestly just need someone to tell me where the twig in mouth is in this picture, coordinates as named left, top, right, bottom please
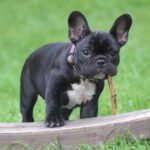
left=107, top=75, right=117, bottom=115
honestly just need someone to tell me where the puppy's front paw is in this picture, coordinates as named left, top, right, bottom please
left=45, top=117, right=64, bottom=128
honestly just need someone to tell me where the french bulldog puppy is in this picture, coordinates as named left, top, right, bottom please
left=20, top=11, right=132, bottom=127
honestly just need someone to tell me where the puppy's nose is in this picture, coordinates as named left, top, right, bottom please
left=96, top=59, right=105, bottom=67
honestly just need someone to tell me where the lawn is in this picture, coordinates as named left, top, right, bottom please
left=0, top=0, right=150, bottom=149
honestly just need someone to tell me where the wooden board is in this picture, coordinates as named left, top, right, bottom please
left=0, top=109, right=150, bottom=150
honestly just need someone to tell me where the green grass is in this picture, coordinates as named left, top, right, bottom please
left=79, top=139, right=150, bottom=150
left=13, top=137, right=150, bottom=150
left=0, top=0, right=150, bottom=149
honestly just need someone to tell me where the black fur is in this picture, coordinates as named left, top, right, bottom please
left=20, top=11, right=132, bottom=127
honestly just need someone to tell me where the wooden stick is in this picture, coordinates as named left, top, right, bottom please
left=107, top=75, right=117, bottom=115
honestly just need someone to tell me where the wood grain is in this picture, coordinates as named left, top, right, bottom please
left=0, top=109, right=150, bottom=150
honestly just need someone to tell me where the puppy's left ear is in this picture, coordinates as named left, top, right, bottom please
left=110, top=14, right=132, bottom=46
left=68, top=11, right=90, bottom=43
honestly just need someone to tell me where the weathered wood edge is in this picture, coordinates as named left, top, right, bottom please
left=0, top=109, right=150, bottom=150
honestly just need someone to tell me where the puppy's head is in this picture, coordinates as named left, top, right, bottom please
left=68, top=11, right=132, bottom=80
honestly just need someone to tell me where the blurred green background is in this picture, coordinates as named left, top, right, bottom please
left=0, top=0, right=150, bottom=123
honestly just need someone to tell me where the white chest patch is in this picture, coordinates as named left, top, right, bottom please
left=63, top=80, right=96, bottom=109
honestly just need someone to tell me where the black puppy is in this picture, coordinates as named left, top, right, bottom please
left=20, top=11, right=132, bottom=127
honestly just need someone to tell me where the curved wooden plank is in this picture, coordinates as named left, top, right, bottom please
left=0, top=109, right=150, bottom=150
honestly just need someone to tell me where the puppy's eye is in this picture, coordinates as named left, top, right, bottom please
left=111, top=50, right=118, bottom=56
left=83, top=50, right=89, bottom=56
left=108, top=48, right=118, bottom=56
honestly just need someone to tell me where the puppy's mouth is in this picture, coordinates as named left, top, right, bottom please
left=94, top=68, right=117, bottom=80
left=81, top=72, right=108, bottom=82
left=81, top=69, right=117, bottom=81
left=94, top=72, right=108, bottom=80
left=79, top=63, right=117, bottom=81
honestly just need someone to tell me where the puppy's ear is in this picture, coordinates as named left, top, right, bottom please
left=68, top=11, right=90, bottom=43
left=110, top=14, right=132, bottom=46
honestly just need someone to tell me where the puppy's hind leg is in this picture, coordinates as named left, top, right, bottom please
left=20, top=75, right=38, bottom=122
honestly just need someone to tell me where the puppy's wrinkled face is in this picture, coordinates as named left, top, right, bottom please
left=74, top=32, right=120, bottom=80
left=68, top=11, right=132, bottom=80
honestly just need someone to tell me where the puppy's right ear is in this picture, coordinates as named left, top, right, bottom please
left=68, top=11, right=90, bottom=43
